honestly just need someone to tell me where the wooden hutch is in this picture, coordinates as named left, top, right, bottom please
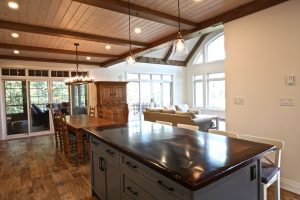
left=95, top=81, right=128, bottom=123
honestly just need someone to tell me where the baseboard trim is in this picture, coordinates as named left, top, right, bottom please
left=281, top=178, right=300, bottom=195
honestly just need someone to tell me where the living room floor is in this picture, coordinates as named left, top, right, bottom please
left=0, top=135, right=299, bottom=200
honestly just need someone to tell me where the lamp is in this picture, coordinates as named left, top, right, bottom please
left=126, top=0, right=135, bottom=65
left=64, top=43, right=94, bottom=85
left=172, top=0, right=188, bottom=55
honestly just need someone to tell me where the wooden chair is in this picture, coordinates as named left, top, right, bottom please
left=177, top=124, right=199, bottom=131
left=156, top=120, right=172, bottom=126
left=50, top=107, right=63, bottom=150
left=89, top=106, right=95, bottom=117
left=59, top=113, right=77, bottom=160
left=208, top=129, right=238, bottom=138
left=239, top=135, right=284, bottom=200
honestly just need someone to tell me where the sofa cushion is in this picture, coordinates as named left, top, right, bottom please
left=175, top=111, right=196, bottom=119
left=161, top=109, right=175, bottom=114
left=145, top=108, right=162, bottom=112
left=175, top=104, right=189, bottom=112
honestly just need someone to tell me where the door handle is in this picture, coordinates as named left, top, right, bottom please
left=99, top=157, right=105, bottom=171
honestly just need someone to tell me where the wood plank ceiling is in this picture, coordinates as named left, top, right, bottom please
left=0, top=0, right=288, bottom=67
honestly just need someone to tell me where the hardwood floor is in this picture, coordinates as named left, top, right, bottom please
left=0, top=135, right=299, bottom=200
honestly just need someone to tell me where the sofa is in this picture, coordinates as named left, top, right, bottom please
left=143, top=107, right=219, bottom=132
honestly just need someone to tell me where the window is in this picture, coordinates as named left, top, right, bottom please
left=206, top=34, right=225, bottom=62
left=194, top=73, right=225, bottom=111
left=4, top=81, right=25, bottom=114
left=207, top=73, right=225, bottom=110
left=72, top=84, right=87, bottom=107
left=2, top=68, right=25, bottom=76
left=193, top=33, right=225, bottom=65
left=29, top=81, right=49, bottom=110
left=127, top=73, right=173, bottom=121
left=52, top=81, right=69, bottom=103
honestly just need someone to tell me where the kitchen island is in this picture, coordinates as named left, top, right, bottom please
left=83, top=121, right=274, bottom=200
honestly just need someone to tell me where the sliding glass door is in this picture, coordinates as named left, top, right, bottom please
left=29, top=81, right=50, bottom=133
left=4, top=80, right=29, bottom=135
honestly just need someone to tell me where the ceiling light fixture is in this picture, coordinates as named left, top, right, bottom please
left=11, top=33, right=19, bottom=38
left=105, top=45, right=111, bottom=50
left=86, top=56, right=91, bottom=60
left=134, top=28, right=141, bottom=34
left=125, top=0, right=135, bottom=66
left=8, top=1, right=19, bottom=9
left=64, top=43, right=94, bottom=85
left=172, top=0, right=188, bottom=55
left=13, top=50, right=19, bottom=54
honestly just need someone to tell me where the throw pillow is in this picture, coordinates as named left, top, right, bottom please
left=175, top=104, right=189, bottom=112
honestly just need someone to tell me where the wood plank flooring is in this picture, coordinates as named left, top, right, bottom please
left=0, top=135, right=299, bottom=200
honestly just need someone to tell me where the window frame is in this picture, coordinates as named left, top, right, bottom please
left=193, top=72, right=225, bottom=111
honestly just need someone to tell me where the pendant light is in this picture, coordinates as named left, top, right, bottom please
left=172, top=0, right=188, bottom=55
left=126, top=0, right=135, bottom=65
left=64, top=43, right=94, bottom=85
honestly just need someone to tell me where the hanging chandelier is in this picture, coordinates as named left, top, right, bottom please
left=64, top=43, right=94, bottom=85
left=125, top=0, right=135, bottom=65
left=172, top=0, right=188, bottom=55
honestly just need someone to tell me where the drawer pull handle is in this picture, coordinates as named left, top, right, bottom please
left=125, top=161, right=137, bottom=169
left=126, top=186, right=138, bottom=196
left=92, top=140, right=100, bottom=146
left=157, top=180, right=174, bottom=191
left=99, top=157, right=105, bottom=171
left=106, top=149, right=115, bottom=155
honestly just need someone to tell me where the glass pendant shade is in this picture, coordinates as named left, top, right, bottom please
left=126, top=52, right=135, bottom=66
left=172, top=32, right=188, bottom=55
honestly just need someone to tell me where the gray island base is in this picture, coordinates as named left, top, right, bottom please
left=83, top=121, right=274, bottom=200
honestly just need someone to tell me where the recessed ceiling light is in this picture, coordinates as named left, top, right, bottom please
left=11, top=33, right=19, bottom=38
left=86, top=57, right=91, bottom=60
left=134, top=28, right=142, bottom=34
left=13, top=50, right=19, bottom=54
left=8, top=1, right=19, bottom=9
left=105, top=45, right=111, bottom=50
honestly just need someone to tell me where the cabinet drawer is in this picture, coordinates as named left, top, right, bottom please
left=123, top=175, right=156, bottom=200
left=121, top=154, right=191, bottom=200
left=91, top=137, right=119, bottom=163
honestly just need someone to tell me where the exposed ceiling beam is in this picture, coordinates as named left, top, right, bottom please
left=184, top=34, right=208, bottom=66
left=136, top=57, right=185, bottom=67
left=0, top=20, right=147, bottom=48
left=0, top=55, right=102, bottom=66
left=102, top=0, right=288, bottom=68
left=73, top=0, right=197, bottom=29
left=0, top=43, right=119, bottom=58
left=163, top=46, right=174, bottom=62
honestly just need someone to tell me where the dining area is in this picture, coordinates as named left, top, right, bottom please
left=50, top=106, right=118, bottom=163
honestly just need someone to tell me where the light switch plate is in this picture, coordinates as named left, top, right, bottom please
left=279, top=97, right=294, bottom=106
left=234, top=97, right=244, bottom=105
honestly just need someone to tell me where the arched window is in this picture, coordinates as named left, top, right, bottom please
left=206, top=33, right=225, bottom=62
left=193, top=33, right=225, bottom=65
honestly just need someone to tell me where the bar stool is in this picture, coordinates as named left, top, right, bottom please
left=208, top=129, right=238, bottom=138
left=239, top=135, right=284, bottom=200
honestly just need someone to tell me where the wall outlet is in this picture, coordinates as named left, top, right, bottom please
left=234, top=97, right=244, bottom=105
left=286, top=74, right=296, bottom=86
left=279, top=97, right=294, bottom=106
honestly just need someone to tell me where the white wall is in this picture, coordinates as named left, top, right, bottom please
left=225, top=0, right=300, bottom=194
left=89, top=62, right=187, bottom=107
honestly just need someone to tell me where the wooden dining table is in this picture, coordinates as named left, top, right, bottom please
left=65, top=114, right=117, bottom=162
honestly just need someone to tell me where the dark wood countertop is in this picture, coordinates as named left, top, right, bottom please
left=83, top=121, right=275, bottom=191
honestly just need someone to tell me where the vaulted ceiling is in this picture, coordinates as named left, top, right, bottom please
left=0, top=0, right=288, bottom=67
